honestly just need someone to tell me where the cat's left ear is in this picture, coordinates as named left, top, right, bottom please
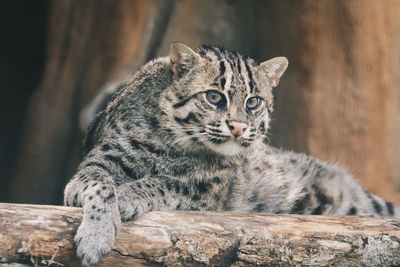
left=257, top=57, right=288, bottom=88
left=170, top=43, right=201, bottom=79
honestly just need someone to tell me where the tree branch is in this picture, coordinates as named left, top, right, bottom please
left=0, top=203, right=399, bottom=266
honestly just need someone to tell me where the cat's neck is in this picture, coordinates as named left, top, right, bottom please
left=149, top=128, right=245, bottom=169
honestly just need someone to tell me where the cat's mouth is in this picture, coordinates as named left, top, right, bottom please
left=205, top=134, right=253, bottom=156
left=173, top=124, right=254, bottom=156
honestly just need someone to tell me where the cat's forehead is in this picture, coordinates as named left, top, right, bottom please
left=198, top=45, right=257, bottom=62
left=196, top=46, right=265, bottom=99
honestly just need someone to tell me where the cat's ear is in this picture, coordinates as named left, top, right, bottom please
left=170, top=43, right=201, bottom=79
left=257, top=57, right=288, bottom=88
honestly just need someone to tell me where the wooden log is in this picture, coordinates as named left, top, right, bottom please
left=0, top=203, right=399, bottom=266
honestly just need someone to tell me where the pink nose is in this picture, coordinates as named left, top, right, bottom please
left=227, top=121, right=248, bottom=137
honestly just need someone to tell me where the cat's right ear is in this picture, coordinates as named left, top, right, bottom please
left=257, top=57, right=288, bottom=88
left=170, top=43, right=201, bottom=79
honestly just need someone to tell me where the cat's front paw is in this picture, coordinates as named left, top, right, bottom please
left=117, top=183, right=149, bottom=222
left=74, top=218, right=118, bottom=266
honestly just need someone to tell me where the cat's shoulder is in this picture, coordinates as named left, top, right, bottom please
left=127, top=57, right=172, bottom=84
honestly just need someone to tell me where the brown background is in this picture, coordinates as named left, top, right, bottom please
left=1, top=0, right=399, bottom=205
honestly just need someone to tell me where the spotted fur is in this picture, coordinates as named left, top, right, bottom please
left=64, top=43, right=399, bottom=265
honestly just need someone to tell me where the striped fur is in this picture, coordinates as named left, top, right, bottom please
left=64, top=43, right=399, bottom=265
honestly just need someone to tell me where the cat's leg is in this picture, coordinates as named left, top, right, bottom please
left=116, top=176, right=182, bottom=222
left=281, top=157, right=400, bottom=218
left=64, top=167, right=121, bottom=266
left=238, top=152, right=400, bottom=218
left=308, top=168, right=400, bottom=218
left=116, top=175, right=225, bottom=221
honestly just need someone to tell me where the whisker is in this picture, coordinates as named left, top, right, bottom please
left=168, top=132, right=208, bottom=148
left=205, top=126, right=223, bottom=132
left=206, top=132, right=230, bottom=139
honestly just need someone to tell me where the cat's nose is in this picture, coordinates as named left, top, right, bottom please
left=227, top=120, right=248, bottom=137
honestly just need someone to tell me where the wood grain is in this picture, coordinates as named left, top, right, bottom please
left=1, top=203, right=399, bottom=266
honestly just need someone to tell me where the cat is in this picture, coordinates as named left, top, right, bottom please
left=64, top=43, right=399, bottom=265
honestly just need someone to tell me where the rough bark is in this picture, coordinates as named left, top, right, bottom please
left=8, top=0, right=175, bottom=204
left=0, top=203, right=399, bottom=267
left=3, top=0, right=400, bottom=206
left=0, top=1, right=47, bottom=202
left=261, top=0, right=400, bottom=204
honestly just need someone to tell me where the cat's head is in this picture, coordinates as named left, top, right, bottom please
left=162, top=43, right=288, bottom=156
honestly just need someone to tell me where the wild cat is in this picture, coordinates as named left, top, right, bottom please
left=64, top=43, right=399, bottom=265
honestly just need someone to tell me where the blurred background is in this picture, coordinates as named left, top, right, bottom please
left=1, top=0, right=400, bottom=206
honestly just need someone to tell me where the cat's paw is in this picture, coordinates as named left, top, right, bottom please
left=74, top=218, right=118, bottom=266
left=117, top=183, right=148, bottom=222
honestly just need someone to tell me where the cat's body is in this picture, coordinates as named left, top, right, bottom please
left=64, top=44, right=399, bottom=265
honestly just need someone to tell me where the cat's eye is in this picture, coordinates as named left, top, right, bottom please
left=246, top=97, right=262, bottom=111
left=206, top=90, right=226, bottom=107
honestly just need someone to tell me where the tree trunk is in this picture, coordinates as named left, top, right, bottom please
left=8, top=0, right=175, bottom=204
left=256, top=0, right=400, bottom=204
left=0, top=203, right=400, bottom=266
left=4, top=0, right=400, bottom=205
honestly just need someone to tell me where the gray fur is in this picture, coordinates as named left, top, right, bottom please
left=64, top=43, right=399, bottom=265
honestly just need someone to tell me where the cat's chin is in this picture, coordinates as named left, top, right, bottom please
left=205, top=140, right=247, bottom=156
